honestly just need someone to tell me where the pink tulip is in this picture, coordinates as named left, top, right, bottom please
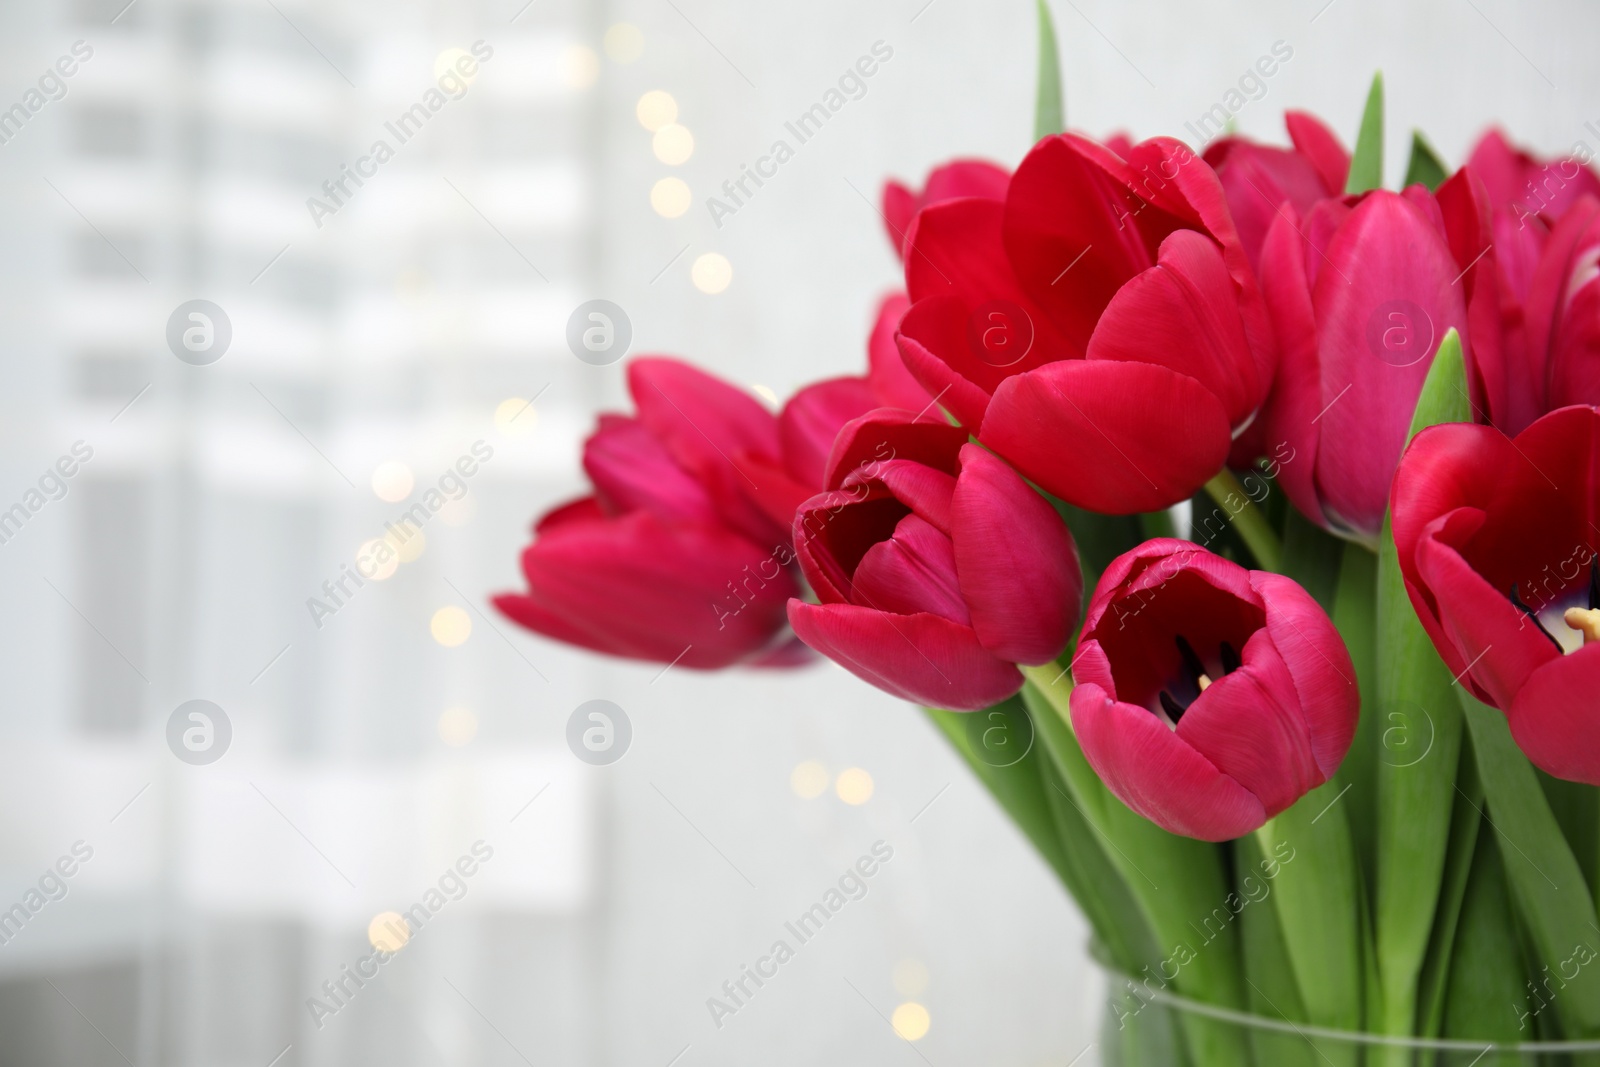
left=1441, top=133, right=1600, bottom=433
left=1467, top=128, right=1600, bottom=228
left=1069, top=540, right=1359, bottom=841
left=1260, top=186, right=1473, bottom=542
left=495, top=358, right=804, bottom=668
left=788, top=412, right=1082, bottom=709
left=895, top=133, right=1277, bottom=514
left=1391, top=405, right=1600, bottom=785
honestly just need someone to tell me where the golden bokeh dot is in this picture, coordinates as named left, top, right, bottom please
left=891, top=1002, right=930, bottom=1041
left=439, top=706, right=478, bottom=746
left=650, top=176, right=692, bottom=218
left=893, top=958, right=930, bottom=996
left=691, top=252, right=732, bottom=294
left=356, top=538, right=400, bottom=581
left=371, top=461, right=414, bottom=503
left=433, top=47, right=478, bottom=85
left=495, top=396, right=538, bottom=437
left=386, top=521, right=425, bottom=563
left=368, top=911, right=411, bottom=952
left=652, top=123, right=694, bottom=165
left=750, top=383, right=779, bottom=408
left=564, top=44, right=599, bottom=89
left=431, top=605, right=472, bottom=647
left=835, top=767, right=873, bottom=805
left=636, top=90, right=678, bottom=132
left=790, top=761, right=829, bottom=799
left=603, top=23, right=644, bottom=63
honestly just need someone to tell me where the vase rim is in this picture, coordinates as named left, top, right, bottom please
left=1108, top=972, right=1600, bottom=1052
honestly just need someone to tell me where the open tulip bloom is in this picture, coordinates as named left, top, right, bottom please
left=496, top=37, right=1600, bottom=1061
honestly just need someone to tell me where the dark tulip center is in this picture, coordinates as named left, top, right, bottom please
left=1509, top=558, right=1600, bottom=655
left=1156, top=634, right=1242, bottom=728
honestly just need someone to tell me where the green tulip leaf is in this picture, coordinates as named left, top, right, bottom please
left=1403, top=130, right=1448, bottom=191
left=1373, top=329, right=1471, bottom=1044
left=1034, top=0, right=1064, bottom=140
left=1459, top=694, right=1600, bottom=1036
left=1346, top=72, right=1385, bottom=194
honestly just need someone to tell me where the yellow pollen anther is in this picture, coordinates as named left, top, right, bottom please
left=1197, top=673, right=1213, bottom=691
left=1565, top=607, right=1600, bottom=646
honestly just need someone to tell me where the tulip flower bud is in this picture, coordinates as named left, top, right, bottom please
left=1069, top=540, right=1359, bottom=841
left=787, top=411, right=1082, bottom=710
left=1260, top=187, right=1473, bottom=543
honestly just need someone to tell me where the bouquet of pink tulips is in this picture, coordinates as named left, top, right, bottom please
left=496, top=7, right=1600, bottom=1063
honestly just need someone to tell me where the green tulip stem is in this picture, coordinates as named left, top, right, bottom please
left=1021, top=667, right=1252, bottom=1067
left=1202, top=468, right=1283, bottom=572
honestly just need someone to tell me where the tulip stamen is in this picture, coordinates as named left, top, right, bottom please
left=1158, top=635, right=1249, bottom=727
left=1175, top=635, right=1210, bottom=689
left=1510, top=583, right=1564, bottom=652
left=1565, top=607, right=1600, bottom=646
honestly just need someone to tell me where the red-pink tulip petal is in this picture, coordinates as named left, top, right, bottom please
left=980, top=360, right=1232, bottom=514
left=584, top=414, right=718, bottom=524
left=852, top=513, right=970, bottom=624
left=1284, top=110, right=1350, bottom=196
left=1251, top=571, right=1361, bottom=776
left=1069, top=681, right=1268, bottom=841
left=1467, top=128, right=1600, bottom=219
left=500, top=511, right=796, bottom=668
left=787, top=601, right=1021, bottom=710
left=882, top=160, right=1011, bottom=259
left=1001, top=134, right=1167, bottom=351
left=1310, top=191, right=1470, bottom=539
left=1258, top=206, right=1325, bottom=527
left=535, top=495, right=607, bottom=534
left=882, top=179, right=918, bottom=255
left=949, top=444, right=1081, bottom=664
left=779, top=376, right=879, bottom=489
left=848, top=458, right=959, bottom=535
left=894, top=305, right=997, bottom=432
left=1389, top=421, right=1517, bottom=627
left=1509, top=645, right=1600, bottom=785
left=1206, top=138, right=1336, bottom=272
left=921, top=159, right=1012, bottom=206
left=1415, top=511, right=1559, bottom=710
left=1173, top=628, right=1325, bottom=819
left=824, top=408, right=968, bottom=489
left=735, top=450, right=821, bottom=535
left=1086, top=229, right=1264, bottom=426
left=629, top=357, right=780, bottom=471
left=867, top=291, right=930, bottom=410
left=628, top=357, right=788, bottom=544
left=793, top=487, right=908, bottom=604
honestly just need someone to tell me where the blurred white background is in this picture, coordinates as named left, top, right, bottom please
left=0, top=0, right=1595, bottom=1063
